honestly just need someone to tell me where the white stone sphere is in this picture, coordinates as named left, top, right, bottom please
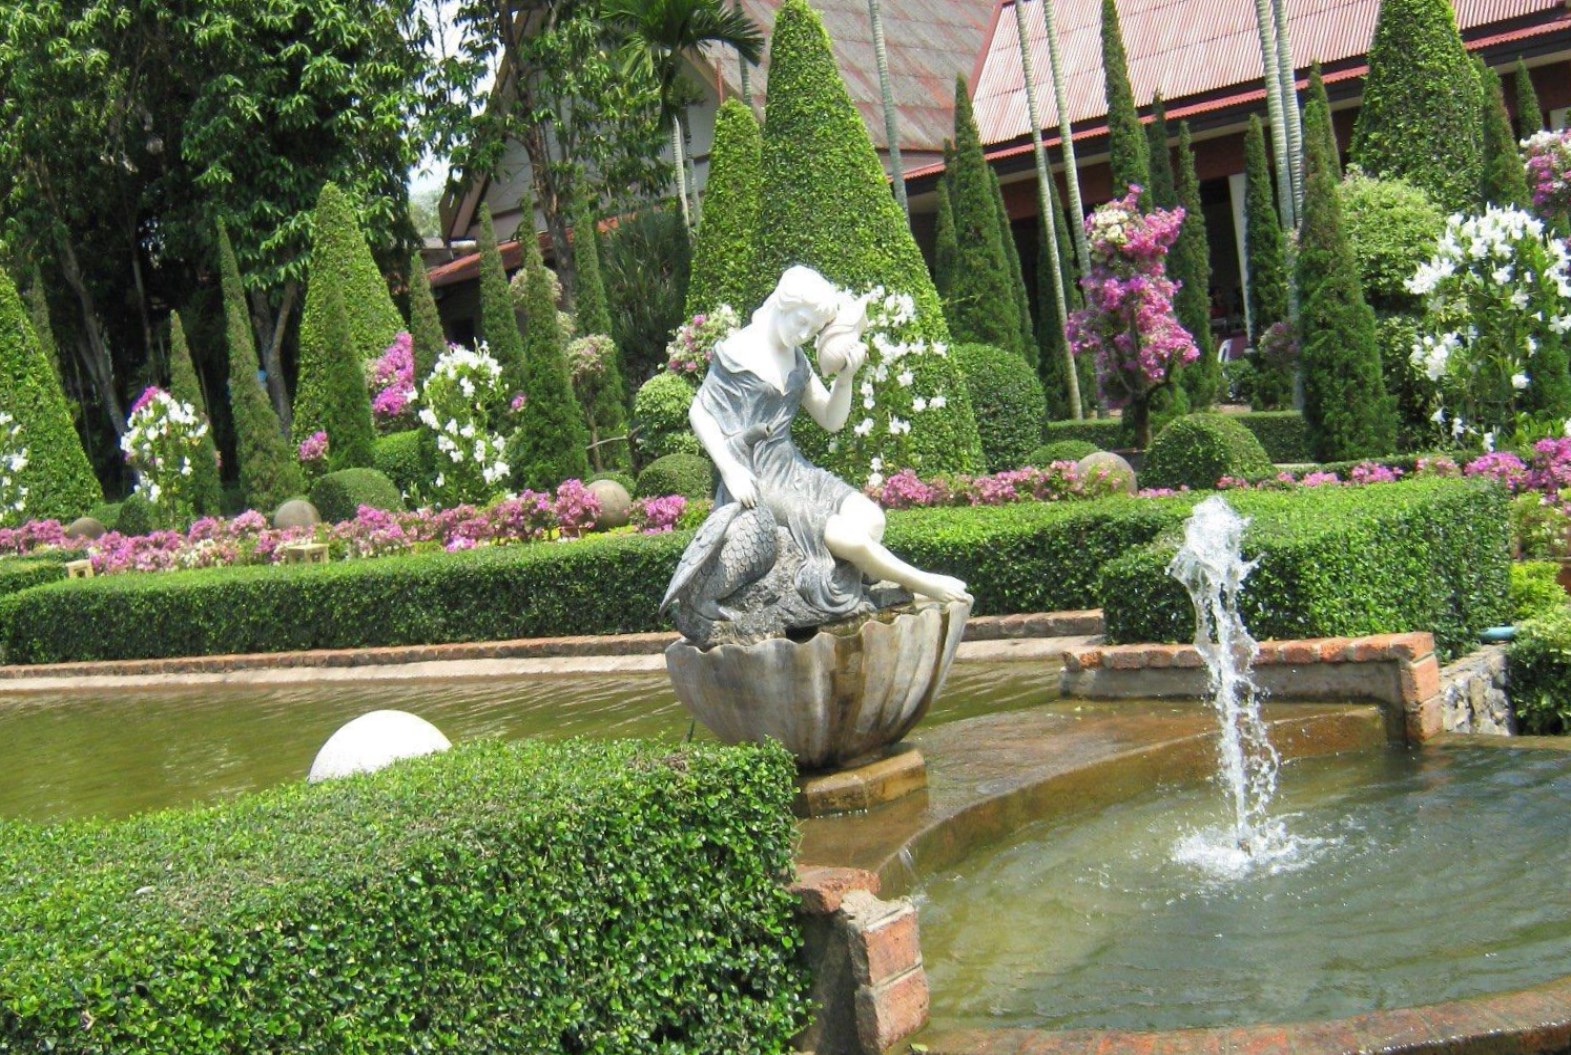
left=307, top=710, right=451, bottom=783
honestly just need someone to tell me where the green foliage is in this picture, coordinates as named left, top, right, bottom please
left=1350, top=0, right=1483, bottom=213
left=1477, top=59, right=1530, bottom=209
left=953, top=343, right=1045, bottom=471
left=1145, top=93, right=1176, bottom=208
left=115, top=493, right=157, bottom=536
left=21, top=271, right=63, bottom=387
left=1510, top=560, right=1565, bottom=624
left=635, top=452, right=715, bottom=499
left=1234, top=410, right=1311, bottom=462
left=294, top=269, right=377, bottom=471
left=0, top=558, right=65, bottom=602
left=1338, top=171, right=1445, bottom=313
left=1042, top=417, right=1124, bottom=449
left=1037, top=188, right=1091, bottom=421
left=933, top=179, right=958, bottom=303
left=86, top=501, right=122, bottom=529
left=1172, top=122, right=1217, bottom=409
left=1376, top=311, right=1440, bottom=451
left=603, top=206, right=692, bottom=383
left=632, top=372, right=701, bottom=460
left=167, top=312, right=224, bottom=516
left=1101, top=0, right=1148, bottom=201
left=1508, top=606, right=1571, bottom=733
left=477, top=204, right=526, bottom=389
left=372, top=429, right=427, bottom=497
left=309, top=468, right=404, bottom=523
left=1298, top=96, right=1397, bottom=461
left=588, top=469, right=637, bottom=493
left=1141, top=413, right=1274, bottom=490
left=1515, top=58, right=1545, bottom=137
left=1099, top=477, right=1511, bottom=659
left=941, top=78, right=1022, bottom=356
left=685, top=99, right=762, bottom=318
left=219, top=224, right=304, bottom=513
left=0, top=738, right=809, bottom=1053
left=1307, top=64, right=1340, bottom=182
left=509, top=189, right=591, bottom=492
left=1029, top=439, right=1100, bottom=464
left=408, top=253, right=447, bottom=384
left=990, top=168, right=1036, bottom=366
left=0, top=269, right=100, bottom=522
left=570, top=207, right=631, bottom=472
left=1243, top=115, right=1288, bottom=344
left=573, top=207, right=615, bottom=339
left=301, top=182, right=402, bottom=363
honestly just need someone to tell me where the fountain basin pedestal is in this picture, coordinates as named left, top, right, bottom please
left=794, top=744, right=927, bottom=818
left=665, top=599, right=970, bottom=787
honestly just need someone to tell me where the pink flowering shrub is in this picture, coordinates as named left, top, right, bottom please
left=298, top=430, right=329, bottom=478
left=552, top=479, right=601, bottom=538
left=1463, top=451, right=1530, bottom=491
left=665, top=306, right=740, bottom=377
left=1066, top=188, right=1199, bottom=447
left=631, top=494, right=687, bottom=534
left=1349, top=462, right=1404, bottom=484
left=864, top=462, right=1125, bottom=509
left=369, top=331, right=417, bottom=428
left=1523, top=129, right=1571, bottom=223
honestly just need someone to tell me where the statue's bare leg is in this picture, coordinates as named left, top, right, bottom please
left=824, top=493, right=971, bottom=604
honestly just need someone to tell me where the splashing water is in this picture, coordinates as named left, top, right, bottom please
left=1166, top=496, right=1305, bottom=878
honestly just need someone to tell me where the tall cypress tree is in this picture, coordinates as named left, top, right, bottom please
left=571, top=203, right=630, bottom=470
left=933, top=178, right=959, bottom=302
left=1298, top=97, right=1396, bottom=460
left=167, top=311, right=223, bottom=516
left=1145, top=93, right=1177, bottom=208
left=1173, top=122, right=1217, bottom=408
left=303, top=183, right=402, bottom=362
left=1244, top=116, right=1289, bottom=340
left=507, top=186, right=590, bottom=491
left=218, top=223, right=303, bottom=512
left=295, top=195, right=378, bottom=468
left=1515, top=58, right=1545, bottom=137
left=1478, top=59, right=1531, bottom=208
left=943, top=76, right=1024, bottom=355
left=1101, top=0, right=1149, bottom=201
left=1307, top=65, right=1340, bottom=182
left=989, top=167, right=1037, bottom=366
left=408, top=253, right=447, bottom=385
left=477, top=204, right=526, bottom=393
left=685, top=99, right=762, bottom=318
left=1351, top=0, right=1482, bottom=213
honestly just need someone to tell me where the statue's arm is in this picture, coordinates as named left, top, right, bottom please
left=690, top=399, right=758, bottom=507
left=801, top=366, right=858, bottom=433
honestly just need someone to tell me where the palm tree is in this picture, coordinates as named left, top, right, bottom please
left=1252, top=0, right=1295, bottom=229
left=1039, top=0, right=1090, bottom=277
left=869, top=0, right=909, bottom=217
left=1271, top=0, right=1304, bottom=213
left=605, top=0, right=765, bottom=228
left=1013, top=0, right=1080, bottom=417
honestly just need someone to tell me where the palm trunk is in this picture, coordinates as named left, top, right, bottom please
left=672, top=114, right=692, bottom=228
left=1014, top=0, right=1081, bottom=418
left=869, top=0, right=909, bottom=218
left=1271, top=0, right=1304, bottom=215
left=1040, top=0, right=1091, bottom=278
left=1252, top=0, right=1295, bottom=230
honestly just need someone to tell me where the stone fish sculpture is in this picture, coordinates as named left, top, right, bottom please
left=661, top=266, right=970, bottom=648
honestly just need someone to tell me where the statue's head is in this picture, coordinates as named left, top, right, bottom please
left=761, top=266, right=840, bottom=350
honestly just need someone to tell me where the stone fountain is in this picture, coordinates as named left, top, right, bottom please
left=662, top=267, right=971, bottom=813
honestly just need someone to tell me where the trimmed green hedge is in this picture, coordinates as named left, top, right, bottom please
left=1235, top=411, right=1312, bottom=463
left=1098, top=478, right=1510, bottom=658
left=1042, top=418, right=1123, bottom=450
left=1029, top=439, right=1100, bottom=465
left=1510, top=560, right=1564, bottom=624
left=0, top=559, right=64, bottom=600
left=636, top=453, right=715, bottom=500
left=952, top=342, right=1046, bottom=472
left=309, top=468, right=404, bottom=523
left=1143, top=414, right=1274, bottom=490
left=1508, top=607, right=1571, bottom=734
left=372, top=429, right=426, bottom=497
left=0, top=738, right=808, bottom=1053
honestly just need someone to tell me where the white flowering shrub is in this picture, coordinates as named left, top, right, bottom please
left=1407, top=205, right=1571, bottom=446
left=800, top=286, right=982, bottom=486
left=0, top=412, right=28, bottom=527
left=120, top=387, right=210, bottom=525
left=416, top=343, right=511, bottom=507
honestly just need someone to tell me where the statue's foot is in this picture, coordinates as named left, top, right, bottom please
left=911, top=573, right=972, bottom=606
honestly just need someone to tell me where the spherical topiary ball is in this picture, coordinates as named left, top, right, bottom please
left=635, top=453, right=716, bottom=500
left=273, top=498, right=322, bottom=530
left=587, top=478, right=633, bottom=528
left=308, top=710, right=451, bottom=783
left=1076, top=450, right=1138, bottom=493
left=1142, top=413, right=1274, bottom=491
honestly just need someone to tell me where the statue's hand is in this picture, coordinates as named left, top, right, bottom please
left=725, top=468, right=759, bottom=508
left=837, top=341, right=866, bottom=378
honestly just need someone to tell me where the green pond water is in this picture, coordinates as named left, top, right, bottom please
left=0, top=662, right=1054, bottom=825
left=918, top=743, right=1571, bottom=1032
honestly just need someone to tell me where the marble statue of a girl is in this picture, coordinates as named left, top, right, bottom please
left=662, top=266, right=969, bottom=646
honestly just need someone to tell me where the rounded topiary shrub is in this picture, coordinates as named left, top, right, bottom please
left=310, top=468, right=405, bottom=524
left=372, top=429, right=427, bottom=497
left=1339, top=171, right=1445, bottom=313
left=1029, top=439, right=1099, bottom=466
left=1142, top=413, right=1275, bottom=491
left=952, top=343, right=1046, bottom=472
left=632, top=372, right=701, bottom=461
left=115, top=494, right=158, bottom=536
left=635, top=453, right=715, bottom=500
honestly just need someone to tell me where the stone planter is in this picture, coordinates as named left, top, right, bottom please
left=665, top=599, right=970, bottom=770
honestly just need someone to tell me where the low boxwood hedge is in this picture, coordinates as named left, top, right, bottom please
left=1098, top=478, right=1510, bottom=658
left=1235, top=411, right=1311, bottom=462
left=0, top=738, right=808, bottom=1053
left=1507, top=607, right=1571, bottom=734
left=0, top=558, right=65, bottom=599
left=372, top=429, right=426, bottom=496
left=1142, top=414, right=1274, bottom=491
left=1028, top=439, right=1100, bottom=466
left=1042, top=418, right=1123, bottom=450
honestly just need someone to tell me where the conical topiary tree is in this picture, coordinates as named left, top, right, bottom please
left=1351, top=0, right=1482, bottom=214
left=989, top=167, right=1036, bottom=366
left=295, top=276, right=376, bottom=471
left=168, top=311, right=224, bottom=516
left=932, top=178, right=959, bottom=301
left=571, top=203, right=631, bottom=470
left=305, top=183, right=402, bottom=362
left=1145, top=93, right=1176, bottom=208
left=1478, top=59, right=1530, bottom=208
left=477, top=204, right=526, bottom=393
left=942, top=76, right=1023, bottom=356
left=754, top=0, right=983, bottom=477
left=1101, top=0, right=1149, bottom=201
left=685, top=99, right=763, bottom=318
left=1298, top=97, right=1396, bottom=460
left=1173, top=122, right=1217, bottom=408
left=1308, top=65, right=1340, bottom=182
left=1515, top=58, right=1545, bottom=138
left=408, top=252, right=447, bottom=385
left=0, top=268, right=100, bottom=522
left=23, top=272, right=64, bottom=387
left=218, top=223, right=304, bottom=512
left=1244, top=116, right=1289, bottom=341
left=508, top=186, right=590, bottom=491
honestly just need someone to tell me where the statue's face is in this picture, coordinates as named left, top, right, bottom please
left=775, top=304, right=823, bottom=349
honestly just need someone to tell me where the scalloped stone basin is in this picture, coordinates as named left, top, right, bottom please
left=665, top=600, right=971, bottom=770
